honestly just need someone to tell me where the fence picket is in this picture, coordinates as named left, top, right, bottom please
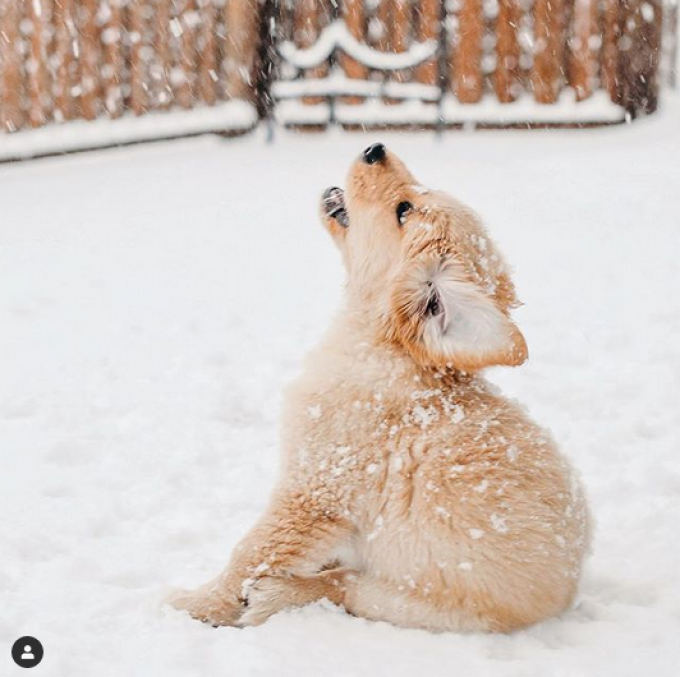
left=28, top=0, right=51, bottom=127
left=569, top=0, right=598, bottom=100
left=495, top=0, right=521, bottom=102
left=617, top=0, right=663, bottom=115
left=391, top=0, right=412, bottom=94
left=129, top=0, right=148, bottom=115
left=600, top=0, right=620, bottom=101
left=79, top=0, right=101, bottom=120
left=0, top=0, right=25, bottom=131
left=102, top=0, right=124, bottom=118
left=294, top=0, right=330, bottom=104
left=532, top=0, right=565, bottom=103
left=340, top=0, right=368, bottom=102
left=415, top=0, right=441, bottom=86
left=454, top=0, right=484, bottom=102
left=177, top=0, right=197, bottom=108
left=223, top=0, right=261, bottom=101
left=198, top=0, right=218, bottom=105
left=375, top=0, right=392, bottom=52
left=152, top=0, right=173, bottom=109
left=54, top=0, right=76, bottom=121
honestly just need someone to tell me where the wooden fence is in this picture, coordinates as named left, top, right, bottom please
left=0, top=0, right=672, bottom=149
left=273, top=0, right=666, bottom=127
left=0, top=0, right=263, bottom=133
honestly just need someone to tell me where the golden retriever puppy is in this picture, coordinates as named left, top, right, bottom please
left=170, top=143, right=589, bottom=632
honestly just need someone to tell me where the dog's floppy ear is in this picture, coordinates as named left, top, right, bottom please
left=388, top=254, right=527, bottom=372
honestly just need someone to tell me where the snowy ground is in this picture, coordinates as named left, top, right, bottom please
left=2, top=101, right=680, bottom=677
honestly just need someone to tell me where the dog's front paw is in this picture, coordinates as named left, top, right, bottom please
left=167, top=586, right=244, bottom=627
left=238, top=576, right=294, bottom=627
left=238, top=571, right=351, bottom=627
left=321, top=186, right=349, bottom=228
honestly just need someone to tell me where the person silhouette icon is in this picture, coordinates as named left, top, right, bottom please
left=12, top=636, right=44, bottom=667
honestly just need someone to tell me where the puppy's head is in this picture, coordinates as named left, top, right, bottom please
left=320, top=144, right=527, bottom=373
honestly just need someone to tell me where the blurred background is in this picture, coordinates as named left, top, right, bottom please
left=0, top=0, right=678, bottom=159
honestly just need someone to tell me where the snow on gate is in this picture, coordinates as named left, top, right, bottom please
left=273, top=0, right=667, bottom=128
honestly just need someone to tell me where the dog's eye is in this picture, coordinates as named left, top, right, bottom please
left=396, top=201, right=413, bottom=226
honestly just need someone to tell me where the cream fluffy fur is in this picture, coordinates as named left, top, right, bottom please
left=170, top=146, right=589, bottom=633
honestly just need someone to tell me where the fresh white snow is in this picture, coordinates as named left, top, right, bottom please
left=1, top=97, right=680, bottom=676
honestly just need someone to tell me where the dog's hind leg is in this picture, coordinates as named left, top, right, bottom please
left=342, top=575, right=493, bottom=633
left=233, top=571, right=496, bottom=631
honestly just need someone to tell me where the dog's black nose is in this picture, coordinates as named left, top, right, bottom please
left=363, top=143, right=386, bottom=165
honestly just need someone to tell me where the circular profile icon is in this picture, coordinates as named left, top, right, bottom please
left=11, top=637, right=44, bottom=669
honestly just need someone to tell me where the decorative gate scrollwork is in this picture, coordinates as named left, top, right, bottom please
left=269, top=0, right=664, bottom=129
